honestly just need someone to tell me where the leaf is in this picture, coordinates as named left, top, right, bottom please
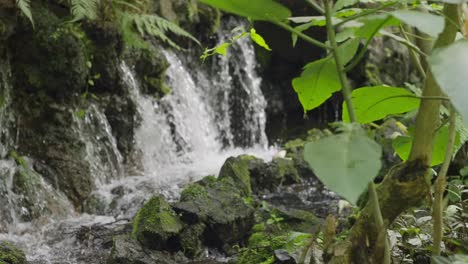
left=393, top=125, right=461, bottom=166
left=335, top=28, right=355, bottom=42
left=342, top=86, right=420, bottom=124
left=333, top=0, right=359, bottom=13
left=337, top=37, right=360, bottom=65
left=292, top=58, right=341, bottom=112
left=430, top=40, right=468, bottom=125
left=304, top=125, right=382, bottom=204
left=70, top=0, right=98, bottom=21
left=354, top=14, right=400, bottom=40
left=391, top=10, right=444, bottom=38
left=250, top=28, right=271, bottom=51
left=199, top=0, right=291, bottom=21
left=16, top=0, right=34, bottom=26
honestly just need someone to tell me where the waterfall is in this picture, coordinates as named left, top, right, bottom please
left=73, top=104, right=124, bottom=186
left=0, top=19, right=275, bottom=263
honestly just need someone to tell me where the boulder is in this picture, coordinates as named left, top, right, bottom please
left=174, top=177, right=255, bottom=251
left=0, top=241, right=26, bottom=264
left=218, top=155, right=257, bottom=196
left=249, top=157, right=300, bottom=193
left=108, top=235, right=188, bottom=264
left=132, top=195, right=184, bottom=251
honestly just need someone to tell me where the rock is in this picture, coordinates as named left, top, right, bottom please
left=132, top=195, right=184, bottom=251
left=272, top=205, right=321, bottom=233
left=274, top=249, right=297, bottom=264
left=9, top=5, right=88, bottom=101
left=0, top=241, right=27, bottom=264
left=249, top=157, right=300, bottom=193
left=218, top=155, right=257, bottom=196
left=174, top=178, right=255, bottom=251
left=179, top=223, right=206, bottom=258
left=108, top=235, right=188, bottom=264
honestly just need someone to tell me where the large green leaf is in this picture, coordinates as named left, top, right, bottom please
left=391, top=10, right=444, bottom=38
left=430, top=40, right=468, bottom=124
left=199, top=0, right=291, bottom=21
left=304, top=125, right=382, bottom=204
left=337, top=37, right=360, bottom=65
left=292, top=58, right=341, bottom=112
left=342, top=86, right=420, bottom=123
left=393, top=125, right=462, bottom=166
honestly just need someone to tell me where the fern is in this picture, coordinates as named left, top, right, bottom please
left=132, top=14, right=200, bottom=50
left=16, top=0, right=34, bottom=26
left=70, top=0, right=99, bottom=21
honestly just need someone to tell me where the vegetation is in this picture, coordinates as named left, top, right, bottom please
left=200, top=0, right=468, bottom=263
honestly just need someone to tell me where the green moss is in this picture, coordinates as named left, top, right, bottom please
left=218, top=155, right=257, bottom=196
left=180, top=183, right=208, bottom=202
left=0, top=241, right=26, bottom=264
left=132, top=195, right=183, bottom=250
left=180, top=223, right=205, bottom=258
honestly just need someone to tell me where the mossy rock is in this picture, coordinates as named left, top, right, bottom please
left=249, top=157, right=300, bottom=193
left=174, top=178, right=255, bottom=251
left=0, top=241, right=26, bottom=264
left=10, top=5, right=88, bottom=101
left=132, top=195, right=184, bottom=251
left=218, top=155, right=259, bottom=196
left=180, top=223, right=206, bottom=258
left=108, top=235, right=188, bottom=264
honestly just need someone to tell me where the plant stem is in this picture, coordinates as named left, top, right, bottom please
left=274, top=21, right=331, bottom=50
left=432, top=105, right=456, bottom=259
left=325, top=1, right=390, bottom=262
left=323, top=0, right=356, bottom=121
left=334, top=1, right=397, bottom=28
left=306, top=0, right=324, bottom=15
left=399, top=25, right=427, bottom=79
left=408, top=4, right=460, bottom=164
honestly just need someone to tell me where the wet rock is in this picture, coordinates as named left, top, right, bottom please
left=218, top=155, right=257, bottom=196
left=0, top=241, right=26, bottom=264
left=174, top=177, right=255, bottom=251
left=9, top=6, right=88, bottom=101
left=180, top=222, right=206, bottom=258
left=272, top=205, right=321, bottom=233
left=274, top=249, right=297, bottom=264
left=130, top=47, right=170, bottom=98
left=132, top=195, right=184, bottom=251
left=108, top=235, right=188, bottom=264
left=249, top=157, right=300, bottom=193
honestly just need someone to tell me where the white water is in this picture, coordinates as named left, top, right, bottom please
left=0, top=23, right=275, bottom=263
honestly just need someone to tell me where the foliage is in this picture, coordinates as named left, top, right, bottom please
left=12, top=0, right=199, bottom=50
left=15, top=0, right=33, bottom=26
left=304, top=124, right=382, bottom=205
left=202, top=0, right=468, bottom=262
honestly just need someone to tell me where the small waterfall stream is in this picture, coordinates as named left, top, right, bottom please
left=0, top=19, right=275, bottom=263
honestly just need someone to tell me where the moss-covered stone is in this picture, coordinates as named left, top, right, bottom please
left=0, top=241, right=26, bottom=264
left=132, top=195, right=183, bottom=251
left=174, top=178, right=255, bottom=251
left=180, top=183, right=208, bottom=201
left=9, top=5, right=89, bottom=101
left=218, top=155, right=258, bottom=196
left=108, top=235, right=188, bottom=264
left=180, top=223, right=206, bottom=258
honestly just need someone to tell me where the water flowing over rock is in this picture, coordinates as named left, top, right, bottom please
left=0, top=15, right=275, bottom=263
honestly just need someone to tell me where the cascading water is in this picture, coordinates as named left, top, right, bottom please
left=0, top=19, right=275, bottom=263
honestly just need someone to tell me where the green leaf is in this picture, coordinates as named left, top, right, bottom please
left=16, top=0, right=34, bottom=26
left=292, top=58, right=341, bottom=112
left=342, top=86, right=420, bottom=124
left=199, top=0, right=291, bottom=21
left=333, top=0, right=359, bottom=13
left=337, top=37, right=360, bottom=65
left=304, top=125, right=382, bottom=204
left=430, top=40, right=468, bottom=125
left=250, top=28, right=271, bottom=51
left=393, top=125, right=461, bottom=166
left=391, top=10, right=444, bottom=38
left=335, top=28, right=355, bottom=43
left=354, top=14, right=399, bottom=40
